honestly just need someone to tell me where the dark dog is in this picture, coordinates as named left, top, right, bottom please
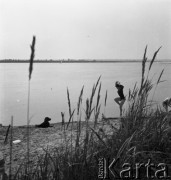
left=35, top=117, right=52, bottom=128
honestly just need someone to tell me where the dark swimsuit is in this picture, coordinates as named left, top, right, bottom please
left=117, top=85, right=125, bottom=100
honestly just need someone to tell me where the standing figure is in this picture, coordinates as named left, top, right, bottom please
left=114, top=81, right=126, bottom=116
left=162, top=97, right=171, bottom=112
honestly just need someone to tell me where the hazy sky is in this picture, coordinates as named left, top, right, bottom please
left=0, top=0, right=171, bottom=59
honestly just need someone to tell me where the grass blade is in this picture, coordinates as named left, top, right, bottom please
left=67, top=87, right=72, bottom=116
left=104, top=90, right=108, bottom=107
left=96, top=83, right=101, bottom=111
left=157, top=69, right=164, bottom=85
left=77, top=86, right=84, bottom=115
left=89, top=126, right=107, bottom=148
left=67, top=109, right=75, bottom=129
left=149, top=46, right=162, bottom=71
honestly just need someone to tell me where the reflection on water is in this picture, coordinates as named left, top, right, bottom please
left=0, top=62, right=170, bottom=126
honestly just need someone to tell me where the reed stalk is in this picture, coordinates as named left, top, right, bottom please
left=67, top=87, right=72, bottom=117
left=26, top=36, right=36, bottom=173
left=9, top=116, right=13, bottom=180
left=66, top=87, right=75, bottom=159
left=77, top=86, right=84, bottom=115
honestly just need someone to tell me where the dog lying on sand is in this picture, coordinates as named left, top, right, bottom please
left=35, top=117, right=52, bottom=128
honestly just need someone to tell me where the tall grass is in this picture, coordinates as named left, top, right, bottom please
left=12, top=47, right=171, bottom=179
left=26, top=36, right=36, bottom=175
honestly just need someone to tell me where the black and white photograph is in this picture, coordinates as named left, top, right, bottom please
left=0, top=0, right=171, bottom=179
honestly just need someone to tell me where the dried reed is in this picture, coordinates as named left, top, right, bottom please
left=26, top=36, right=36, bottom=174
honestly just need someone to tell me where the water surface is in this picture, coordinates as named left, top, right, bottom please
left=0, top=62, right=170, bottom=126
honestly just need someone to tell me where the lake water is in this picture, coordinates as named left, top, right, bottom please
left=0, top=62, right=171, bottom=126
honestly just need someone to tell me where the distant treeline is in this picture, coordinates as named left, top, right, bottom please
left=0, top=59, right=170, bottom=63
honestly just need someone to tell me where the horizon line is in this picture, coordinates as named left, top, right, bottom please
left=0, top=58, right=171, bottom=61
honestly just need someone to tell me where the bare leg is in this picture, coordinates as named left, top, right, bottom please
left=119, top=99, right=126, bottom=116
left=114, top=97, right=121, bottom=105
left=115, top=97, right=123, bottom=116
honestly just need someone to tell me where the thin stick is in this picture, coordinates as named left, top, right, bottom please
left=26, top=80, right=31, bottom=172
left=4, top=124, right=10, bottom=144
left=9, top=116, right=13, bottom=180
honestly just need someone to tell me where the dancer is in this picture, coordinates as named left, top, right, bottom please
left=114, top=81, right=126, bottom=116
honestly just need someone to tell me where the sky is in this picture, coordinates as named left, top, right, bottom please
left=0, top=0, right=171, bottom=60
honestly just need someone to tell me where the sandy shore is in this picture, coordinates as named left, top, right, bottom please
left=0, top=119, right=120, bottom=175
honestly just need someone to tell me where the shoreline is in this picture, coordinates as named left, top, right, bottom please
left=0, top=119, right=120, bottom=175
left=0, top=60, right=170, bottom=63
